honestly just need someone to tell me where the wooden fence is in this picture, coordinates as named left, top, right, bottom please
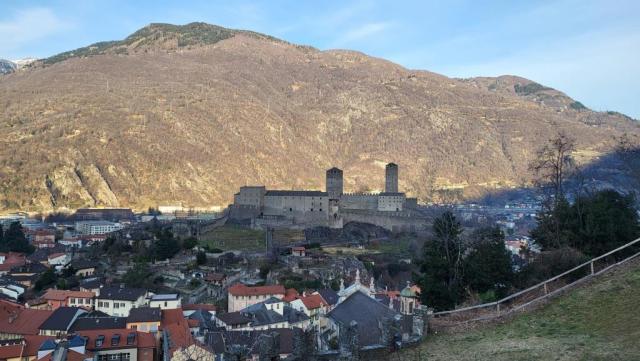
left=431, top=237, right=640, bottom=328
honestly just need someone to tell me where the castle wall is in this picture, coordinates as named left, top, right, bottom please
left=377, top=194, right=405, bottom=212
left=233, top=186, right=266, bottom=208
left=340, top=209, right=427, bottom=232
left=263, top=194, right=329, bottom=223
left=339, top=194, right=378, bottom=210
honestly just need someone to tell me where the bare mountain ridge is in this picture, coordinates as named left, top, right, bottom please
left=0, top=23, right=638, bottom=213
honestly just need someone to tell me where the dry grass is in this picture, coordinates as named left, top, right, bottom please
left=400, top=259, right=640, bottom=361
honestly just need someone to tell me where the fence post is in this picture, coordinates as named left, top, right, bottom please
left=590, top=261, right=595, bottom=275
left=543, top=282, right=548, bottom=295
left=496, top=303, right=500, bottom=315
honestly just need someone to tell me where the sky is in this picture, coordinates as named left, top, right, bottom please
left=1, top=0, right=639, bottom=119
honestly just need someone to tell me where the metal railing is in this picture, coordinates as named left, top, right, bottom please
left=431, top=237, right=640, bottom=326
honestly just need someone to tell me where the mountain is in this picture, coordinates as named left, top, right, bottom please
left=12, top=58, right=37, bottom=69
left=0, top=59, right=16, bottom=74
left=0, top=22, right=638, bottom=213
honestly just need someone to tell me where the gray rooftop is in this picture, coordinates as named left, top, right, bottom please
left=265, top=190, right=328, bottom=197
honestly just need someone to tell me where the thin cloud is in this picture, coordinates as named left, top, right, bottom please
left=0, top=7, right=72, bottom=59
left=331, top=21, right=392, bottom=48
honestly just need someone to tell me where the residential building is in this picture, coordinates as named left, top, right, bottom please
left=36, top=335, right=92, bottom=361
left=42, top=289, right=95, bottom=310
left=291, top=246, right=306, bottom=257
left=70, top=313, right=127, bottom=332
left=126, top=307, right=161, bottom=333
left=32, top=230, right=56, bottom=249
left=46, top=253, right=70, bottom=268
left=0, top=253, right=26, bottom=275
left=148, top=294, right=181, bottom=310
left=215, top=297, right=309, bottom=331
left=77, top=329, right=156, bottom=361
left=0, top=300, right=52, bottom=340
left=38, top=307, right=86, bottom=337
left=75, top=221, right=123, bottom=236
left=205, top=328, right=295, bottom=360
left=290, top=294, right=328, bottom=326
left=161, top=308, right=215, bottom=361
left=0, top=278, right=25, bottom=301
left=227, top=284, right=285, bottom=312
left=0, top=335, right=55, bottom=361
left=95, top=286, right=148, bottom=317
left=70, top=259, right=96, bottom=277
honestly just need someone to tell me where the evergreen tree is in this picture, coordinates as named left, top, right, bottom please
left=123, top=262, right=152, bottom=288
left=154, top=228, right=180, bottom=260
left=2, top=222, right=34, bottom=254
left=34, top=268, right=57, bottom=291
left=465, top=226, right=514, bottom=299
left=531, top=189, right=639, bottom=256
left=418, top=211, right=465, bottom=311
left=196, top=250, right=207, bottom=265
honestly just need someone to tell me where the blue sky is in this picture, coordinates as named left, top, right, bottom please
left=1, top=0, right=639, bottom=119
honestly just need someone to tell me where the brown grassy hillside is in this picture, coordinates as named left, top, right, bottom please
left=0, top=23, right=638, bottom=212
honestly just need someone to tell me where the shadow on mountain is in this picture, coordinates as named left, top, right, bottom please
left=469, top=146, right=640, bottom=206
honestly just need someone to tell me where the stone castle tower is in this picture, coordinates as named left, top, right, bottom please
left=326, top=167, right=344, bottom=199
left=385, top=163, right=398, bottom=193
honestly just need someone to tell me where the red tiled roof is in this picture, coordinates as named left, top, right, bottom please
left=0, top=300, right=52, bottom=336
left=228, top=284, right=285, bottom=297
left=0, top=343, right=22, bottom=359
left=204, top=273, right=225, bottom=282
left=182, top=303, right=216, bottom=311
left=0, top=299, right=23, bottom=313
left=23, top=335, right=55, bottom=356
left=161, top=308, right=194, bottom=354
left=67, top=349, right=94, bottom=361
left=0, top=252, right=26, bottom=272
left=298, top=294, right=328, bottom=310
left=47, top=253, right=66, bottom=260
left=78, top=329, right=156, bottom=350
left=42, top=289, right=95, bottom=301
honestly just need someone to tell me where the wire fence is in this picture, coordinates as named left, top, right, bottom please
left=430, top=237, right=640, bottom=329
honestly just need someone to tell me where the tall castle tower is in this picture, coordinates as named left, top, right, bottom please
left=326, top=167, right=344, bottom=199
left=385, top=163, right=398, bottom=193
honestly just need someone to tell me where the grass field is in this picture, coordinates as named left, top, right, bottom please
left=400, top=259, right=640, bottom=361
left=198, top=225, right=304, bottom=252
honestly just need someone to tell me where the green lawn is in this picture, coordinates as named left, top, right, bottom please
left=198, top=225, right=304, bottom=252
left=199, top=225, right=266, bottom=251
left=401, top=259, right=640, bottom=361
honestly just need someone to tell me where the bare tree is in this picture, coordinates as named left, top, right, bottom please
left=529, top=132, right=576, bottom=247
left=529, top=131, right=576, bottom=207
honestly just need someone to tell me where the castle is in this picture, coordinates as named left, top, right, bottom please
left=229, top=163, right=422, bottom=231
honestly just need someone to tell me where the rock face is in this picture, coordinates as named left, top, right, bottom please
left=0, top=23, right=639, bottom=213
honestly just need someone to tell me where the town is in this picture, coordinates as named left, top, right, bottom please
left=0, top=162, right=549, bottom=361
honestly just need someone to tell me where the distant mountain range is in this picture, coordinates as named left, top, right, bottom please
left=0, top=59, right=16, bottom=74
left=0, top=22, right=638, bottom=213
